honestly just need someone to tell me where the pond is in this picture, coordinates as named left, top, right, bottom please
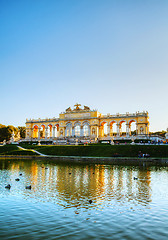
left=0, top=159, right=168, bottom=240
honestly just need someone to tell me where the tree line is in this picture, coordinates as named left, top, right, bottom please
left=0, top=124, right=25, bottom=142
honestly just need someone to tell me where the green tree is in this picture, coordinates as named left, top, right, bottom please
left=18, top=126, right=26, bottom=138
left=0, top=124, right=18, bottom=142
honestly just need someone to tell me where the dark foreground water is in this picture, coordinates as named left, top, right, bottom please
left=0, top=159, right=168, bottom=240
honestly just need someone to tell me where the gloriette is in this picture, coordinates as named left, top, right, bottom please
left=25, top=104, right=149, bottom=142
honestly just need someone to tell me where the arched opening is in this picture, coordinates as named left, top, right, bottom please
left=140, top=126, right=144, bottom=134
left=60, top=129, right=63, bottom=137
left=47, top=124, right=52, bottom=138
left=33, top=125, right=38, bottom=138
left=75, top=125, right=80, bottom=137
left=66, top=123, right=72, bottom=137
left=54, top=124, right=59, bottom=138
left=100, top=122, right=107, bottom=137
left=110, top=121, right=117, bottom=136
left=129, top=120, right=136, bottom=135
left=119, top=121, right=127, bottom=137
left=92, top=128, right=96, bottom=135
left=83, top=124, right=89, bottom=136
left=40, top=125, right=45, bottom=138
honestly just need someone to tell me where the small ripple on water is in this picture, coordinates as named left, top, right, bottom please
left=0, top=161, right=168, bottom=239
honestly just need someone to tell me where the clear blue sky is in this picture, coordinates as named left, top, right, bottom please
left=0, top=0, right=168, bottom=131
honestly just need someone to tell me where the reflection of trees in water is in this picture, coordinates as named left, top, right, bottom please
left=1, top=160, right=152, bottom=207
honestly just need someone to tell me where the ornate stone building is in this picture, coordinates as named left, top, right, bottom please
left=25, top=104, right=149, bottom=141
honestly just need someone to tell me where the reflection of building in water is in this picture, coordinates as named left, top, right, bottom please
left=6, top=161, right=151, bottom=207
left=25, top=104, right=149, bottom=142
left=55, top=164, right=105, bottom=207
left=136, top=169, right=151, bottom=204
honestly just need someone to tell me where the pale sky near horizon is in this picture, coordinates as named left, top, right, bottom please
left=0, top=0, right=168, bottom=132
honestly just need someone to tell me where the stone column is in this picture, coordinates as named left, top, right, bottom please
left=117, top=124, right=120, bottom=137
left=45, top=127, right=48, bottom=139
left=30, top=128, right=33, bottom=139
left=65, top=126, right=67, bottom=137
left=98, top=126, right=101, bottom=137
left=136, top=124, right=138, bottom=135
left=49, top=127, right=51, bottom=138
left=126, top=124, right=130, bottom=137
left=80, top=126, right=84, bottom=137
left=107, top=124, right=110, bottom=136
left=38, top=127, right=41, bottom=139
left=53, top=127, right=56, bottom=138
left=88, top=126, right=91, bottom=137
left=25, top=128, right=29, bottom=139
left=72, top=127, right=75, bottom=137
left=110, top=125, right=113, bottom=136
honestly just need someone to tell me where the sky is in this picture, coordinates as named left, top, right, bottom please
left=0, top=0, right=168, bottom=132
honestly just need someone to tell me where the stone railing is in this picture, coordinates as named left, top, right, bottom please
left=102, top=111, right=148, bottom=118
left=26, top=118, right=59, bottom=123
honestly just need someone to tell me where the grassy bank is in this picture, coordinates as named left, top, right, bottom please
left=0, top=145, right=37, bottom=156
left=1, top=144, right=168, bottom=158
left=19, top=144, right=168, bottom=158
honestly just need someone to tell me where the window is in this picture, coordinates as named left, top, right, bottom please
left=83, top=125, right=89, bottom=136
left=75, top=125, right=80, bottom=136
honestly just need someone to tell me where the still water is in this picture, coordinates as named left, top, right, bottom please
left=0, top=159, right=168, bottom=240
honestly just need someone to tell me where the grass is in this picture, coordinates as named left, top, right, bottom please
left=20, top=143, right=168, bottom=158
left=0, top=145, right=37, bottom=156
left=1, top=144, right=168, bottom=158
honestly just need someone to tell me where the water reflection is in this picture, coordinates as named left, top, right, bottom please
left=0, top=159, right=155, bottom=209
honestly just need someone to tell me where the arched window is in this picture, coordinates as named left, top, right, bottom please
left=140, top=126, right=144, bottom=134
left=75, top=125, right=80, bottom=136
left=92, top=128, right=95, bottom=135
left=66, top=123, right=72, bottom=137
left=83, top=125, right=89, bottom=136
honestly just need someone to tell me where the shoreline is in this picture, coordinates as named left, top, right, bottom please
left=0, top=155, right=168, bottom=166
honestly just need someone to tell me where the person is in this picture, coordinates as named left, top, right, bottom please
left=138, top=151, right=142, bottom=158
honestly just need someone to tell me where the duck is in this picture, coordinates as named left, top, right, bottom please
left=89, top=200, right=92, bottom=204
left=134, top=177, right=138, bottom=180
left=15, top=178, right=20, bottom=181
left=25, top=185, right=31, bottom=189
left=5, top=184, right=11, bottom=189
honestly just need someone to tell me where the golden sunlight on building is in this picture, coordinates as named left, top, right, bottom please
left=25, top=104, right=149, bottom=142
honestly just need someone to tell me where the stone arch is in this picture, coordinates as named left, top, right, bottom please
left=100, top=121, right=108, bottom=137
left=65, top=122, right=72, bottom=137
left=33, top=124, right=40, bottom=128
left=92, top=127, right=96, bottom=135
left=83, top=121, right=90, bottom=137
left=74, top=121, right=81, bottom=126
left=118, top=120, right=127, bottom=137
left=54, top=123, right=59, bottom=130
left=129, top=119, right=137, bottom=135
left=53, top=123, right=59, bottom=138
left=74, top=122, right=81, bottom=137
left=40, top=124, right=45, bottom=138
left=128, top=119, right=137, bottom=125
left=140, top=126, right=144, bottom=134
left=46, top=124, right=53, bottom=138
left=82, top=120, right=90, bottom=126
left=33, top=125, right=39, bottom=138
left=109, top=120, right=117, bottom=136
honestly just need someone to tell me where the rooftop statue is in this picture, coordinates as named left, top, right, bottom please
left=74, top=103, right=81, bottom=110
left=66, top=107, right=72, bottom=112
left=84, top=105, right=90, bottom=111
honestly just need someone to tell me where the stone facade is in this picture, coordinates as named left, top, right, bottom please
left=25, top=104, right=149, bottom=141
